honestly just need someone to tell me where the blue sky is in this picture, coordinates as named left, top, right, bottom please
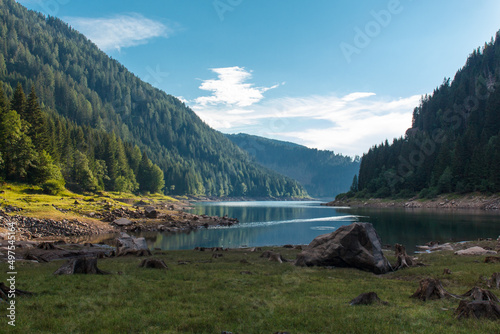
left=18, top=0, right=500, bottom=157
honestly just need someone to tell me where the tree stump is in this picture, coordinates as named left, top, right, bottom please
left=455, top=300, right=500, bottom=320
left=261, top=251, right=287, bottom=263
left=410, top=278, right=454, bottom=301
left=37, top=242, right=58, bottom=250
left=349, top=292, right=388, bottom=305
left=0, top=282, right=33, bottom=301
left=485, top=256, right=500, bottom=263
left=138, top=258, right=168, bottom=269
left=53, top=257, right=109, bottom=275
left=461, top=287, right=499, bottom=302
left=487, top=273, right=500, bottom=289
left=394, top=243, right=413, bottom=270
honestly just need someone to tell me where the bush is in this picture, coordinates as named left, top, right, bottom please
left=395, top=189, right=415, bottom=199
left=419, top=187, right=439, bottom=199
left=374, top=186, right=391, bottom=198
left=41, top=179, right=65, bottom=195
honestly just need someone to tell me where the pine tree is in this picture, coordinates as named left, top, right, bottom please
left=10, top=83, right=26, bottom=117
left=25, top=86, right=48, bottom=151
left=0, top=85, right=7, bottom=113
left=350, top=174, right=358, bottom=193
left=137, top=152, right=153, bottom=193
left=0, top=110, right=35, bottom=180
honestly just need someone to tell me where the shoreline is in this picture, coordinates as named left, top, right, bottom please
left=325, top=193, right=500, bottom=211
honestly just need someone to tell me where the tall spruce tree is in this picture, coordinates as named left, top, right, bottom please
left=10, top=83, right=26, bottom=117
left=26, top=86, right=48, bottom=151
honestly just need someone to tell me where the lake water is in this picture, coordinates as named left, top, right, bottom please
left=146, top=201, right=500, bottom=253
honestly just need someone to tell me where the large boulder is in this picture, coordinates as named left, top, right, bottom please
left=116, top=233, right=151, bottom=256
left=295, top=222, right=391, bottom=274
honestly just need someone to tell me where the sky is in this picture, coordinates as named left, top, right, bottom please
left=17, top=0, right=500, bottom=157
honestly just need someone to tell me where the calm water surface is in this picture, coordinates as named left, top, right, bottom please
left=145, top=201, right=500, bottom=253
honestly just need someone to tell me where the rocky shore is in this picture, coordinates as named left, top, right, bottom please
left=326, top=194, right=500, bottom=210
left=0, top=201, right=238, bottom=242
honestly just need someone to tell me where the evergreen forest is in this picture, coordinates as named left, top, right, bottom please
left=226, top=133, right=360, bottom=198
left=0, top=0, right=307, bottom=198
left=348, top=31, right=500, bottom=199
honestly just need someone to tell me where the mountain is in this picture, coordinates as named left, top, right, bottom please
left=226, top=133, right=360, bottom=198
left=352, top=31, right=500, bottom=199
left=0, top=0, right=307, bottom=198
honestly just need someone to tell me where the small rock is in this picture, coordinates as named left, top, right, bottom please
left=455, top=247, right=497, bottom=256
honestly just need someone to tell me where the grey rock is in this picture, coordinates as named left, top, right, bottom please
left=113, top=218, right=133, bottom=226
left=295, top=222, right=391, bottom=274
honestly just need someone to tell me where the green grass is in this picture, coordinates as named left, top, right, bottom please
left=2, top=247, right=500, bottom=333
left=0, top=183, right=178, bottom=232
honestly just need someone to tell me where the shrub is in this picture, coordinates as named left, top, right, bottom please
left=41, top=179, right=65, bottom=195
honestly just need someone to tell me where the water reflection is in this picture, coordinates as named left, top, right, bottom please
left=340, top=207, right=500, bottom=252
left=139, top=202, right=500, bottom=253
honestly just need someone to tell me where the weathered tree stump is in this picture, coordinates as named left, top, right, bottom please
left=53, top=257, right=109, bottom=275
left=0, top=282, right=33, bottom=301
left=461, top=287, right=499, bottom=302
left=485, top=256, right=500, bottom=264
left=349, top=292, right=388, bottom=305
left=24, top=252, right=48, bottom=263
left=261, top=251, right=287, bottom=263
left=37, top=242, right=58, bottom=250
left=138, top=258, right=168, bottom=269
left=410, top=278, right=454, bottom=301
left=455, top=300, right=500, bottom=320
left=394, top=243, right=414, bottom=270
left=487, top=273, right=500, bottom=289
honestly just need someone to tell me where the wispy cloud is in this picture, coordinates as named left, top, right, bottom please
left=195, top=67, right=280, bottom=107
left=65, top=14, right=171, bottom=52
left=191, top=74, right=422, bottom=156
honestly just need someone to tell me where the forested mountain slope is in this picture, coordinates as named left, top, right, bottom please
left=227, top=133, right=360, bottom=198
left=0, top=0, right=307, bottom=198
left=354, top=31, right=500, bottom=198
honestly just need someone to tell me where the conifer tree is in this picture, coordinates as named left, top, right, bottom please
left=25, top=86, right=48, bottom=151
left=10, top=83, right=26, bottom=117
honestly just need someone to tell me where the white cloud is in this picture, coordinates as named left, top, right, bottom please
left=195, top=67, right=280, bottom=107
left=192, top=88, right=422, bottom=157
left=65, top=14, right=170, bottom=52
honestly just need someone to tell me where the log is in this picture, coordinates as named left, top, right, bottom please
left=138, top=258, right=168, bottom=269
left=349, top=292, right=388, bottom=305
left=461, top=287, right=499, bottom=302
left=53, top=257, right=109, bottom=275
left=455, top=300, right=500, bottom=320
left=394, top=243, right=413, bottom=270
left=410, top=278, right=454, bottom=301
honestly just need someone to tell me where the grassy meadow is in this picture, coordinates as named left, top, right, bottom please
left=1, top=245, right=499, bottom=333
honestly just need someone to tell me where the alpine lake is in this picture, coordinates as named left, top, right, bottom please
left=141, top=201, right=500, bottom=253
